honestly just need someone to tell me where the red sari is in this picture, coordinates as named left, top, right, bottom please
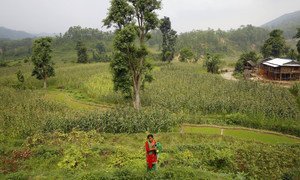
left=145, top=140, right=157, bottom=169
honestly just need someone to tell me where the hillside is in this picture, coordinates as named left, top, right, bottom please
left=0, top=62, right=299, bottom=179
left=0, top=27, right=35, bottom=40
left=261, top=10, right=300, bottom=38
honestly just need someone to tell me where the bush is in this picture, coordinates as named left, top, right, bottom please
left=0, top=61, right=8, bottom=67
left=4, top=171, right=29, bottom=180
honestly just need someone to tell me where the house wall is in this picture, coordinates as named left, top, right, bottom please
left=259, top=64, right=300, bottom=81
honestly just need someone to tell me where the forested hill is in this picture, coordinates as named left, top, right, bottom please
left=175, top=25, right=269, bottom=57
left=0, top=27, right=35, bottom=40
left=261, top=10, right=300, bottom=38
left=1, top=25, right=271, bottom=61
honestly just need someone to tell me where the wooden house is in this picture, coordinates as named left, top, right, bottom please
left=259, top=58, right=300, bottom=81
left=245, top=60, right=256, bottom=71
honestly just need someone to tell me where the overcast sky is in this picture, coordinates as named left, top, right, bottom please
left=0, top=0, right=299, bottom=34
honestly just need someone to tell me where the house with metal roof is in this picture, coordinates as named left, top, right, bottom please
left=259, top=58, right=300, bottom=81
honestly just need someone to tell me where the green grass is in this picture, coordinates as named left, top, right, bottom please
left=45, top=90, right=112, bottom=111
left=1, top=62, right=299, bottom=137
left=183, top=126, right=221, bottom=135
left=1, top=60, right=300, bottom=179
left=183, top=126, right=300, bottom=144
left=1, top=131, right=299, bottom=179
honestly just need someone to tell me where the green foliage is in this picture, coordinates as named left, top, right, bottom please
left=176, top=25, right=269, bottom=57
left=58, top=145, right=86, bottom=169
left=159, top=17, right=177, bottom=62
left=203, top=53, right=221, bottom=74
left=289, top=83, right=300, bottom=109
left=104, top=0, right=161, bottom=109
left=261, top=29, right=287, bottom=58
left=179, top=48, right=194, bottom=62
left=95, top=42, right=106, bottom=54
left=102, top=0, right=134, bottom=30
left=110, top=52, right=132, bottom=98
left=286, top=48, right=298, bottom=60
left=294, top=28, right=300, bottom=39
left=76, top=41, right=89, bottom=63
left=111, top=25, right=152, bottom=100
left=297, top=41, right=300, bottom=57
left=228, top=25, right=269, bottom=51
left=0, top=38, right=32, bottom=59
left=16, top=70, right=24, bottom=83
left=0, top=61, right=8, bottom=67
left=3, top=132, right=299, bottom=179
left=235, top=51, right=259, bottom=73
left=31, top=37, right=55, bottom=88
left=294, top=28, right=300, bottom=55
left=62, top=26, right=109, bottom=42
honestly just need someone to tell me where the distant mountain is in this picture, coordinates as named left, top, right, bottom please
left=0, top=27, right=35, bottom=40
left=261, top=10, right=300, bottom=38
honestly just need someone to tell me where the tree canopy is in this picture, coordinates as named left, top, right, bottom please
left=203, top=53, right=221, bottom=74
left=294, top=28, right=300, bottom=56
left=160, top=16, right=177, bottom=62
left=103, top=0, right=161, bottom=110
left=31, top=37, right=55, bottom=88
left=261, top=29, right=287, bottom=58
left=76, top=41, right=89, bottom=63
left=179, top=48, right=194, bottom=62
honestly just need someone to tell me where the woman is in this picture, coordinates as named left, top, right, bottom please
left=145, top=134, right=157, bottom=171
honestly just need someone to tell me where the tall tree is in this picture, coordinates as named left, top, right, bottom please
left=103, top=0, right=161, bottom=110
left=31, top=37, right=55, bottom=88
left=76, top=41, right=89, bottom=63
left=261, top=29, right=287, bottom=58
left=159, top=16, right=177, bottom=62
left=294, top=28, right=300, bottom=55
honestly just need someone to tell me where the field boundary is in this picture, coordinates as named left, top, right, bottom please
left=182, top=123, right=300, bottom=140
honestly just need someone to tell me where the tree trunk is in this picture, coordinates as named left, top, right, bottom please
left=133, top=74, right=141, bottom=110
left=43, top=76, right=47, bottom=89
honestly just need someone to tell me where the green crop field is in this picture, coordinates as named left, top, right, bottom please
left=1, top=60, right=300, bottom=179
left=1, top=1, right=300, bottom=178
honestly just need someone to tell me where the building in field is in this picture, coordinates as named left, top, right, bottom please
left=259, top=58, right=300, bottom=81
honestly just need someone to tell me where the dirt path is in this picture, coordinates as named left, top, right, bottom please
left=220, top=68, right=238, bottom=81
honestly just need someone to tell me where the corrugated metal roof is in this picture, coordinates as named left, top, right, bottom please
left=263, top=62, right=279, bottom=67
left=266, top=58, right=292, bottom=66
left=262, top=58, right=300, bottom=67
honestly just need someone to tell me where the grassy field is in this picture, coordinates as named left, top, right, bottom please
left=182, top=125, right=300, bottom=144
left=1, top=131, right=300, bottom=179
left=1, top=60, right=300, bottom=179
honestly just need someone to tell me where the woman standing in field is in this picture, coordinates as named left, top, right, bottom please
left=145, top=134, right=158, bottom=171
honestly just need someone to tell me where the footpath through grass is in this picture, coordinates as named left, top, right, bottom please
left=183, top=125, right=300, bottom=144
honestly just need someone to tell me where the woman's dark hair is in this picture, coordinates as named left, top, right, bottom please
left=147, top=134, right=154, bottom=139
